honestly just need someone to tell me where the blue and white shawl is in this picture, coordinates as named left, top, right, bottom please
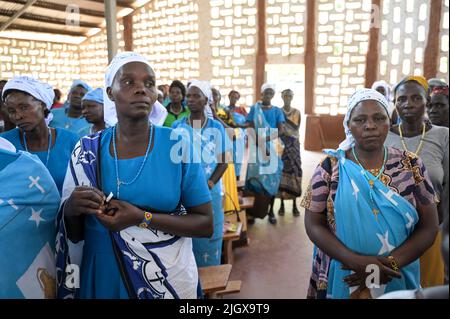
left=325, top=149, right=421, bottom=299
left=245, top=102, right=284, bottom=196
left=0, top=150, right=60, bottom=298
left=55, top=132, right=199, bottom=299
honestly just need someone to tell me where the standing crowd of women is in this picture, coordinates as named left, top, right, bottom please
left=0, top=50, right=448, bottom=299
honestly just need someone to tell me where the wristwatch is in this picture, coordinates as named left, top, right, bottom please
left=139, top=211, right=153, bottom=229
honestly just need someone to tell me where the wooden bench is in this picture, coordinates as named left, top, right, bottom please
left=214, top=280, right=242, bottom=298
left=222, top=222, right=243, bottom=264
left=198, top=264, right=232, bottom=298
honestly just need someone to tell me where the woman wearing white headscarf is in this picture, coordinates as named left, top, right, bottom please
left=1, top=76, right=79, bottom=194
left=172, top=80, right=230, bottom=267
left=57, top=52, right=213, bottom=299
left=240, top=83, right=286, bottom=225
left=301, top=88, right=438, bottom=299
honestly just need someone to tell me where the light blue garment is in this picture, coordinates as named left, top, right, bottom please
left=245, top=103, right=284, bottom=196
left=0, top=150, right=61, bottom=298
left=1, top=128, right=78, bottom=194
left=246, top=103, right=285, bottom=128
left=324, top=149, right=420, bottom=299
left=231, top=112, right=246, bottom=177
left=82, top=88, right=103, bottom=105
left=78, top=126, right=211, bottom=298
left=172, top=117, right=232, bottom=266
left=50, top=108, right=92, bottom=138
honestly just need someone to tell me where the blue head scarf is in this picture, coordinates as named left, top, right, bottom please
left=70, top=80, right=92, bottom=93
left=82, top=88, right=103, bottom=105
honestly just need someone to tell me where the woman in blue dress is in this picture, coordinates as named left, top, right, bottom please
left=240, top=83, right=286, bottom=224
left=1, top=76, right=79, bottom=194
left=172, top=80, right=230, bottom=267
left=50, top=80, right=92, bottom=138
left=57, top=52, right=213, bottom=299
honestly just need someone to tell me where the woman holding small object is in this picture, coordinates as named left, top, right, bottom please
left=56, top=52, right=213, bottom=299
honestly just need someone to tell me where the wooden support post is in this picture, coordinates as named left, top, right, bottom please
left=424, top=0, right=443, bottom=79
left=365, top=0, right=381, bottom=88
left=123, top=13, right=133, bottom=52
left=105, top=0, right=118, bottom=63
left=304, top=0, right=316, bottom=115
left=255, top=0, right=267, bottom=100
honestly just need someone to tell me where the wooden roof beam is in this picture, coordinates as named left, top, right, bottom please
left=8, top=23, right=86, bottom=36
left=0, top=9, right=100, bottom=28
left=11, top=0, right=105, bottom=18
left=0, top=0, right=38, bottom=32
left=87, top=0, right=134, bottom=9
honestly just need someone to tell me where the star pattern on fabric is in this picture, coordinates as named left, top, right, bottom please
left=205, top=165, right=213, bottom=175
left=351, top=179, right=359, bottom=200
left=376, top=231, right=395, bottom=255
left=379, top=189, right=399, bottom=206
left=405, top=213, right=415, bottom=229
left=29, top=208, right=45, bottom=227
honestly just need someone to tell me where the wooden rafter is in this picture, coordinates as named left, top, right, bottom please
left=0, top=0, right=38, bottom=32
left=8, top=23, right=85, bottom=36
left=0, top=9, right=100, bottom=28
left=10, top=0, right=105, bottom=18
left=87, top=0, right=134, bottom=9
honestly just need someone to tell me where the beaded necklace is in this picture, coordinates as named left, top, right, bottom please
left=23, top=128, right=52, bottom=167
left=351, top=146, right=388, bottom=220
left=398, top=123, right=426, bottom=158
left=112, top=124, right=153, bottom=199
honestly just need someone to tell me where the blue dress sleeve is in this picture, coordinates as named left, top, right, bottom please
left=180, top=136, right=212, bottom=208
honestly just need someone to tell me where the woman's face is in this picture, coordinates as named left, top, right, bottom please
left=4, top=91, right=46, bottom=132
left=348, top=100, right=390, bottom=152
left=81, top=100, right=103, bottom=124
left=395, top=81, right=428, bottom=124
left=212, top=88, right=221, bottom=104
left=282, top=91, right=294, bottom=105
left=186, top=86, right=207, bottom=114
left=107, top=62, right=157, bottom=121
left=228, top=92, right=240, bottom=105
left=169, top=86, right=183, bottom=104
left=261, top=89, right=275, bottom=105
left=69, top=86, right=88, bottom=110
left=427, top=94, right=449, bottom=126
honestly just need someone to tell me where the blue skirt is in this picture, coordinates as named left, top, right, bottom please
left=192, top=189, right=224, bottom=267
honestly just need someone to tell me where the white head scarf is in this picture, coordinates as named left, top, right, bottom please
left=2, top=76, right=55, bottom=127
left=0, top=137, right=16, bottom=152
left=261, top=83, right=276, bottom=94
left=339, top=88, right=390, bottom=151
left=371, top=80, right=392, bottom=101
left=103, top=52, right=168, bottom=127
left=187, top=80, right=214, bottom=119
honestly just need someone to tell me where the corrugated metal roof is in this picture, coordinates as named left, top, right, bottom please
left=0, top=0, right=139, bottom=42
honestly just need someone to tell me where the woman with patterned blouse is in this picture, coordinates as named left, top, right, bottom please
left=301, top=88, right=439, bottom=299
